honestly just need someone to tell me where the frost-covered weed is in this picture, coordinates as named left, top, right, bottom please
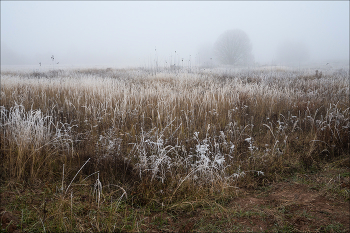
left=309, top=103, right=349, bottom=146
left=131, top=125, right=253, bottom=186
left=1, top=103, right=75, bottom=152
left=132, top=127, right=176, bottom=183
left=95, top=128, right=123, bottom=160
left=189, top=130, right=227, bottom=183
left=1, top=104, right=52, bottom=148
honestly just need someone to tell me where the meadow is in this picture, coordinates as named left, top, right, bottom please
left=1, top=65, right=349, bottom=232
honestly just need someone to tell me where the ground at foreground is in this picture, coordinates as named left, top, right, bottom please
left=1, top=161, right=349, bottom=233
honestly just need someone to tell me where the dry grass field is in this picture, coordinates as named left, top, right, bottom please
left=1, top=66, right=349, bottom=232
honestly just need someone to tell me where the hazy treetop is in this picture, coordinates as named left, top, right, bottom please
left=1, top=1, right=348, bottom=67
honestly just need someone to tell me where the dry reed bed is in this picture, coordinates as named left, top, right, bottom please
left=1, top=68, right=349, bottom=194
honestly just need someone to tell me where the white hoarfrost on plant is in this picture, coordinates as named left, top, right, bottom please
left=1, top=65, right=348, bottom=188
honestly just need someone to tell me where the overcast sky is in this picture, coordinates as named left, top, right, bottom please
left=1, top=1, right=349, bottom=67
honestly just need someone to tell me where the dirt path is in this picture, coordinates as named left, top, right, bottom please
left=226, top=182, right=349, bottom=232
left=139, top=180, right=349, bottom=232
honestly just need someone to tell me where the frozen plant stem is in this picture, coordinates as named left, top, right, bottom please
left=61, top=164, right=65, bottom=193
left=65, top=158, right=91, bottom=194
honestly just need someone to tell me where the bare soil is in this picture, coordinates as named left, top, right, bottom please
left=136, top=173, right=350, bottom=232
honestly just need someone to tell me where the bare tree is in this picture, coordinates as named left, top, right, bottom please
left=214, top=29, right=253, bottom=66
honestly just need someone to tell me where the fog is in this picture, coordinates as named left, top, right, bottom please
left=1, top=1, right=349, bottom=68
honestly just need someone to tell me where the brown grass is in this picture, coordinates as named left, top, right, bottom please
left=1, top=67, right=349, bottom=231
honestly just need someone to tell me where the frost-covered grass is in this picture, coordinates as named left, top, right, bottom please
left=1, top=66, right=349, bottom=232
left=1, top=66, right=349, bottom=196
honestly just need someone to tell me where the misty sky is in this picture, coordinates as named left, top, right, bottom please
left=1, top=1, right=349, bottom=67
